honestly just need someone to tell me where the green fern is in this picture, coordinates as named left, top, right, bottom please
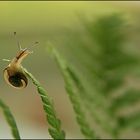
left=1, top=13, right=140, bottom=139
left=46, top=14, right=140, bottom=138
left=23, top=67, right=65, bottom=139
left=47, top=43, right=98, bottom=139
left=0, top=98, right=20, bottom=139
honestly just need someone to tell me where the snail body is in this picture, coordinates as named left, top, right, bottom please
left=3, top=48, right=31, bottom=89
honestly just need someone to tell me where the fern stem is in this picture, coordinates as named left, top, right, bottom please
left=0, top=98, right=20, bottom=139
left=47, top=44, right=98, bottom=139
left=66, top=66, right=118, bottom=138
left=23, top=67, right=65, bottom=139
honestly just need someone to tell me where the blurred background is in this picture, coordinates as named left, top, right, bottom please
left=0, top=1, right=140, bottom=139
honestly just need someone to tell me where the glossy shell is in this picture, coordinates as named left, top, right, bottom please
left=3, top=48, right=30, bottom=89
left=4, top=67, right=28, bottom=89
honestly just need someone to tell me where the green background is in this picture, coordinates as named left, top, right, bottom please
left=0, top=1, right=140, bottom=138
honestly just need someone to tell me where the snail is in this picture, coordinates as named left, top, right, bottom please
left=3, top=32, right=38, bottom=89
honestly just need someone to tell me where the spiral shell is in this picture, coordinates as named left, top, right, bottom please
left=3, top=48, right=30, bottom=89
left=4, top=67, right=28, bottom=89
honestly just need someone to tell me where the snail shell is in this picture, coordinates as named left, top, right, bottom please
left=4, top=67, right=28, bottom=89
left=3, top=48, right=30, bottom=89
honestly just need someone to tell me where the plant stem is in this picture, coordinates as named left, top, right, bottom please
left=23, top=67, right=65, bottom=139
left=47, top=44, right=98, bottom=139
left=0, top=98, right=20, bottom=139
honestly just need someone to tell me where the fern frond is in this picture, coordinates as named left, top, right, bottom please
left=66, top=66, right=117, bottom=138
left=47, top=43, right=98, bottom=139
left=23, top=68, right=65, bottom=139
left=45, top=14, right=140, bottom=138
left=0, top=98, right=20, bottom=139
left=118, top=112, right=140, bottom=131
left=110, top=89, right=140, bottom=114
